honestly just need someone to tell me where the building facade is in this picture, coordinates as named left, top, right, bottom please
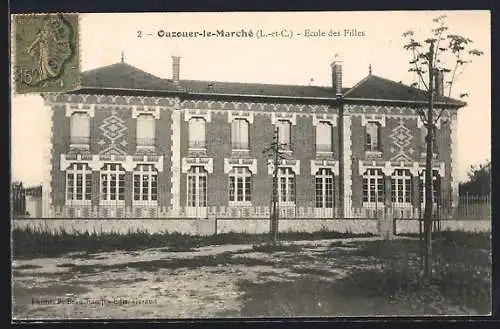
left=41, top=57, right=464, bottom=219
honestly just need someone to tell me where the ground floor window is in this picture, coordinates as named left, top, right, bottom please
left=391, top=169, right=412, bottom=204
left=419, top=169, right=440, bottom=204
left=133, top=164, right=158, bottom=202
left=278, top=167, right=295, bottom=203
left=362, top=168, right=385, bottom=203
left=315, top=168, right=334, bottom=208
left=187, top=166, right=207, bottom=207
left=100, top=163, right=125, bottom=202
left=66, top=163, right=92, bottom=202
left=229, top=166, right=252, bottom=203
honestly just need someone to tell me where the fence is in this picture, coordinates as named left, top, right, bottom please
left=11, top=189, right=490, bottom=221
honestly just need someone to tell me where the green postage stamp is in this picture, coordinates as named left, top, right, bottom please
left=13, top=13, right=80, bottom=94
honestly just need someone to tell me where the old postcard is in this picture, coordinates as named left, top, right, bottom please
left=10, top=11, right=491, bottom=319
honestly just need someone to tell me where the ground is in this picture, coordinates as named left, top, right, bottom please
left=12, top=233, right=491, bottom=319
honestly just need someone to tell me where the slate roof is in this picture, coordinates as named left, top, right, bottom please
left=81, top=63, right=178, bottom=91
left=77, top=62, right=465, bottom=106
left=344, top=74, right=464, bottom=106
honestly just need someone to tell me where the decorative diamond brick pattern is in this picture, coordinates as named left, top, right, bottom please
left=98, top=110, right=127, bottom=155
left=390, top=119, right=413, bottom=162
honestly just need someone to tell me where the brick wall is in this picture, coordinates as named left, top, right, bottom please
left=206, top=112, right=232, bottom=207
left=51, top=104, right=68, bottom=208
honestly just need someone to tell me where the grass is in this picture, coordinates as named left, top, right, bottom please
left=12, top=226, right=374, bottom=259
left=237, top=231, right=491, bottom=316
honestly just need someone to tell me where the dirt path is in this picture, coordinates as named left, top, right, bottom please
left=13, top=236, right=476, bottom=319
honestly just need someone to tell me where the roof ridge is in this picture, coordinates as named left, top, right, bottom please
left=83, top=62, right=165, bottom=80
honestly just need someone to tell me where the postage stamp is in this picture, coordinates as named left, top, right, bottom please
left=10, top=11, right=491, bottom=320
left=12, top=13, right=80, bottom=94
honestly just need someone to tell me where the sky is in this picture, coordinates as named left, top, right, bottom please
left=11, top=10, right=490, bottom=187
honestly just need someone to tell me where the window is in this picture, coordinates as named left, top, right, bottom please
left=133, top=164, right=158, bottom=203
left=100, top=163, right=125, bottom=203
left=366, top=121, right=381, bottom=151
left=70, top=112, right=90, bottom=145
left=136, top=114, right=155, bottom=147
left=278, top=167, right=295, bottom=203
left=315, top=168, right=334, bottom=208
left=232, top=118, right=249, bottom=149
left=187, top=166, right=207, bottom=207
left=66, top=163, right=92, bottom=203
left=362, top=168, right=385, bottom=203
left=419, top=170, right=440, bottom=204
left=391, top=169, right=412, bottom=204
left=277, top=120, right=291, bottom=150
left=316, top=121, right=333, bottom=153
left=188, top=117, right=206, bottom=149
left=229, top=166, right=252, bottom=203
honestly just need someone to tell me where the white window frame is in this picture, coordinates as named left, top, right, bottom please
left=362, top=168, right=385, bottom=207
left=228, top=166, right=252, bottom=206
left=69, top=112, right=90, bottom=149
left=100, top=163, right=126, bottom=205
left=278, top=167, right=295, bottom=205
left=419, top=170, right=440, bottom=207
left=188, top=117, right=207, bottom=150
left=186, top=166, right=208, bottom=208
left=391, top=169, right=412, bottom=208
left=133, top=164, right=158, bottom=206
left=315, top=168, right=335, bottom=208
left=231, top=118, right=250, bottom=150
left=136, top=113, right=156, bottom=149
left=66, top=163, right=92, bottom=205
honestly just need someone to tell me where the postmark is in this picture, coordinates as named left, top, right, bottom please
left=13, top=13, right=80, bottom=94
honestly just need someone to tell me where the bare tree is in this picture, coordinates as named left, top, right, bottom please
left=262, top=127, right=289, bottom=245
left=403, top=15, right=483, bottom=278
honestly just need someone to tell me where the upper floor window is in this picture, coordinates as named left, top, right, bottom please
left=188, top=117, right=206, bottom=149
left=391, top=169, right=412, bottom=204
left=316, top=121, right=333, bottom=153
left=315, top=168, right=334, bottom=208
left=133, top=164, right=158, bottom=203
left=66, top=163, right=92, bottom=203
left=362, top=168, right=385, bottom=203
left=229, top=166, right=252, bottom=203
left=136, top=114, right=155, bottom=147
left=366, top=121, right=381, bottom=151
left=277, top=120, right=291, bottom=150
left=70, top=112, right=90, bottom=145
left=100, top=163, right=125, bottom=203
left=232, top=118, right=249, bottom=150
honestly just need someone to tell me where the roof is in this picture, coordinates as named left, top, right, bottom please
left=77, top=62, right=465, bottom=106
left=344, top=74, right=465, bottom=106
left=81, top=63, right=178, bottom=91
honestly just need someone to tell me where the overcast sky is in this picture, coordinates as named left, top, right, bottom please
left=11, top=10, right=490, bottom=186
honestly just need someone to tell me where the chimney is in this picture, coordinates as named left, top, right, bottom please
left=435, top=69, right=444, bottom=97
left=172, top=55, right=180, bottom=85
left=331, top=59, right=343, bottom=96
